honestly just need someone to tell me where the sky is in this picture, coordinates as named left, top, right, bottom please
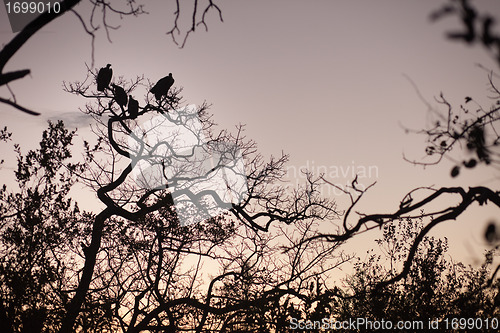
left=1, top=0, right=500, bottom=267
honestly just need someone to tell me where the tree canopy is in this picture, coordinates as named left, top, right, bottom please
left=0, top=0, right=499, bottom=332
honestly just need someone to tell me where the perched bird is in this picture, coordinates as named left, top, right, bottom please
left=112, top=84, right=128, bottom=108
left=128, top=95, right=139, bottom=119
left=150, top=73, right=174, bottom=101
left=97, top=64, right=112, bottom=92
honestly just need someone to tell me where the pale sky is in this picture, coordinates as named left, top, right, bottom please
left=1, top=0, right=500, bottom=266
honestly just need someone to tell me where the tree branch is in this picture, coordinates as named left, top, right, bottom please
left=0, top=96, right=40, bottom=116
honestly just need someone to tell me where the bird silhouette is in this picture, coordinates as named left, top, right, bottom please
left=128, top=95, right=139, bottom=119
left=97, top=64, right=112, bottom=92
left=112, top=84, right=128, bottom=108
left=150, top=73, right=174, bottom=101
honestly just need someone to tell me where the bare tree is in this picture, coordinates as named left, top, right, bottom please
left=55, top=66, right=348, bottom=332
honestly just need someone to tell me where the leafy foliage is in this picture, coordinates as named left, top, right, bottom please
left=336, top=216, right=500, bottom=330
left=0, top=121, right=98, bottom=332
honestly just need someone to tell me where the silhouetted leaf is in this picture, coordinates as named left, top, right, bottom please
left=485, top=223, right=496, bottom=243
left=463, top=158, right=477, bottom=168
left=451, top=165, right=460, bottom=177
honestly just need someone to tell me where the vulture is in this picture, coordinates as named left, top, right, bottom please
left=112, top=84, right=128, bottom=108
left=128, top=95, right=139, bottom=119
left=97, top=64, right=112, bottom=92
left=150, top=73, right=174, bottom=101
